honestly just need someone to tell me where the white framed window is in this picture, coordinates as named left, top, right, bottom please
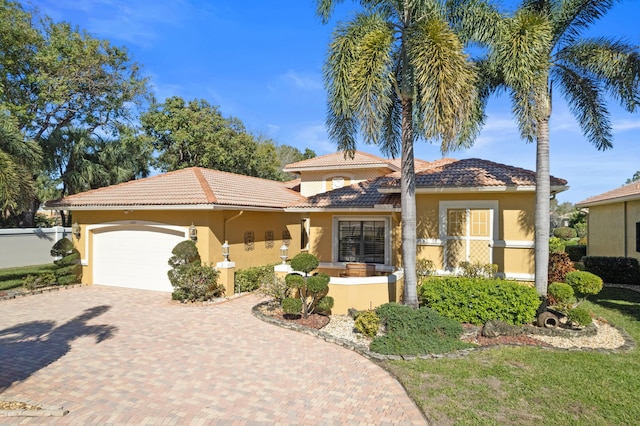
left=331, top=176, right=345, bottom=189
left=333, top=216, right=391, bottom=265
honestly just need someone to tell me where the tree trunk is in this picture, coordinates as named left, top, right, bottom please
left=400, top=97, right=418, bottom=308
left=534, top=112, right=551, bottom=296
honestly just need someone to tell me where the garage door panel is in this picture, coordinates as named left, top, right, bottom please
left=93, top=226, right=185, bottom=292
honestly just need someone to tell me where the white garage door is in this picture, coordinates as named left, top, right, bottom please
left=93, top=225, right=186, bottom=292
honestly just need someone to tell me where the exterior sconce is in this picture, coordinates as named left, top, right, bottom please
left=222, top=241, right=230, bottom=262
left=280, top=244, right=288, bottom=265
left=189, top=223, right=197, bottom=241
left=72, top=222, right=81, bottom=240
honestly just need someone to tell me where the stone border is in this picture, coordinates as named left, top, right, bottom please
left=0, top=400, right=68, bottom=418
left=0, top=283, right=87, bottom=301
left=252, top=300, right=636, bottom=360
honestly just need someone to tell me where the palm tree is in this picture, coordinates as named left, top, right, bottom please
left=453, top=0, right=640, bottom=295
left=317, top=0, right=485, bottom=307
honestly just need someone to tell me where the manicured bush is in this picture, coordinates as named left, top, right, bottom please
left=22, top=272, right=57, bottom=290
left=235, top=263, right=277, bottom=293
left=549, top=237, right=566, bottom=254
left=565, top=270, right=603, bottom=299
left=547, top=282, right=575, bottom=304
left=50, top=237, right=82, bottom=285
left=458, top=261, right=497, bottom=279
left=370, top=303, right=472, bottom=355
left=258, top=275, right=290, bottom=305
left=282, top=297, right=302, bottom=315
left=168, top=240, right=200, bottom=268
left=283, top=253, right=333, bottom=318
left=583, top=256, right=640, bottom=285
left=548, top=252, right=575, bottom=283
left=553, top=226, right=577, bottom=240
left=565, top=245, right=587, bottom=262
left=567, top=307, right=592, bottom=326
left=354, top=310, right=380, bottom=337
left=170, top=263, right=223, bottom=302
left=419, top=277, right=540, bottom=325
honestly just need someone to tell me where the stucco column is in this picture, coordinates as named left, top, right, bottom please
left=216, top=261, right=236, bottom=296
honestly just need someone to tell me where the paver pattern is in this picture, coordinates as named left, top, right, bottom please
left=0, top=286, right=426, bottom=424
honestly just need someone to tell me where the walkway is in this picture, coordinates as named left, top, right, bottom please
left=0, top=286, right=426, bottom=424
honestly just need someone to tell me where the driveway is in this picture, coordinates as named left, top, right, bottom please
left=0, top=286, right=426, bottom=424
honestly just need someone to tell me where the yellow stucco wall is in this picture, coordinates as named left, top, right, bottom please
left=587, top=200, right=640, bottom=260
left=299, top=169, right=389, bottom=197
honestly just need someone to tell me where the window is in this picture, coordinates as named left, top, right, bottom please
left=338, top=220, right=385, bottom=263
left=301, top=218, right=309, bottom=250
left=331, top=176, right=345, bottom=189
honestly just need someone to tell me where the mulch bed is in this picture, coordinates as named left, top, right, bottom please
left=271, top=312, right=330, bottom=329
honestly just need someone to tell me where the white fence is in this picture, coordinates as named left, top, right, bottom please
left=0, top=227, right=71, bottom=269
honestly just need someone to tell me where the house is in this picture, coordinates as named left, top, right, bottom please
left=576, top=181, right=640, bottom=261
left=46, top=152, right=568, bottom=314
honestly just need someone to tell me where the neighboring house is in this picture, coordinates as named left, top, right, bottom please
left=46, top=151, right=568, bottom=314
left=577, top=181, right=640, bottom=261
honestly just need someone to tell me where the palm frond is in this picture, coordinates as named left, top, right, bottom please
left=550, top=0, right=619, bottom=47
left=408, top=16, right=479, bottom=152
left=556, top=38, right=640, bottom=113
left=445, top=0, right=503, bottom=46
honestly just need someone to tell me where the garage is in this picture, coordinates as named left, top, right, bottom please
left=92, top=224, right=187, bottom=292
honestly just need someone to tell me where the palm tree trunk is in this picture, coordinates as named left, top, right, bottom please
left=534, top=113, right=551, bottom=296
left=400, top=96, right=418, bottom=307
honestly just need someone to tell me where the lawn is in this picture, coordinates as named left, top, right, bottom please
left=383, top=287, right=640, bottom=425
left=0, top=264, right=57, bottom=291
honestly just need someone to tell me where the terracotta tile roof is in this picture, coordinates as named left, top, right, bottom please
left=288, top=178, right=400, bottom=210
left=46, top=167, right=306, bottom=210
left=282, top=178, right=301, bottom=192
left=283, top=151, right=399, bottom=172
left=577, top=181, right=640, bottom=207
left=379, top=158, right=568, bottom=190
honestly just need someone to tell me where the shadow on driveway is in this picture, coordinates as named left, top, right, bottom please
left=0, top=305, right=117, bottom=393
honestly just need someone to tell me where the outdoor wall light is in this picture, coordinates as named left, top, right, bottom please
left=72, top=222, right=81, bottom=239
left=189, top=223, right=197, bottom=241
left=222, top=241, right=230, bottom=262
left=280, top=244, right=288, bottom=265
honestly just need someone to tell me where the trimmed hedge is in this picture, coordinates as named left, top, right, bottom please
left=583, top=256, right=640, bottom=285
left=419, top=277, right=540, bottom=325
left=565, top=245, right=586, bottom=262
left=553, top=226, right=577, bottom=240
left=235, top=263, right=277, bottom=293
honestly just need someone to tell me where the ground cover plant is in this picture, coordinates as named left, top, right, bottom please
left=0, top=264, right=58, bottom=291
left=382, top=287, right=640, bottom=425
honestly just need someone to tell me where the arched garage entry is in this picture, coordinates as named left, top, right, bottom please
left=91, top=223, right=187, bottom=292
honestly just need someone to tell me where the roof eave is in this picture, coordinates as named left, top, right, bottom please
left=44, top=204, right=287, bottom=212
left=284, top=206, right=401, bottom=213
left=377, top=185, right=568, bottom=194
left=283, top=163, right=393, bottom=173
left=577, top=193, right=640, bottom=207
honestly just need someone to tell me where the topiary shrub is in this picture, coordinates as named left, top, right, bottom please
left=370, top=303, right=472, bottom=355
left=567, top=307, right=592, bottom=327
left=458, top=261, right=497, bottom=279
left=565, top=270, right=603, bottom=299
left=235, top=263, right=277, bottom=293
left=168, top=240, right=223, bottom=302
left=419, top=277, right=540, bottom=325
left=583, top=256, right=640, bottom=285
left=547, top=282, right=575, bottom=305
left=50, top=237, right=82, bottom=285
left=354, top=311, right=380, bottom=337
left=549, top=237, right=565, bottom=254
left=283, top=253, right=334, bottom=318
left=565, top=245, right=586, bottom=262
left=548, top=252, right=575, bottom=283
left=22, top=272, right=57, bottom=290
left=553, top=226, right=577, bottom=240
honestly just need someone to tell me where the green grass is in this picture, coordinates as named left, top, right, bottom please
left=383, top=287, right=640, bottom=425
left=0, top=264, right=57, bottom=290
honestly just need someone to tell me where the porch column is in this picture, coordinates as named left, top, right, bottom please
left=216, top=261, right=236, bottom=297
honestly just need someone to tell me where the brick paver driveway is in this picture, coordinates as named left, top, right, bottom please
left=0, top=286, right=426, bottom=424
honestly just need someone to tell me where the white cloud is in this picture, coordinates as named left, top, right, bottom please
left=278, top=70, right=323, bottom=91
left=295, top=123, right=335, bottom=153
left=613, top=119, right=640, bottom=132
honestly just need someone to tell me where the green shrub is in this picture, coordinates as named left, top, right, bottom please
left=548, top=252, right=575, bottom=283
left=416, top=258, right=435, bottom=279
left=169, top=263, right=223, bottom=302
left=284, top=253, right=333, bottom=318
left=566, top=270, right=603, bottom=299
left=50, top=238, right=82, bottom=285
left=565, top=245, right=587, bottom=262
left=50, top=237, right=74, bottom=257
left=419, top=277, right=540, bottom=325
left=548, top=282, right=575, bottom=303
left=235, top=263, right=277, bottom=293
left=22, top=272, right=57, bottom=290
left=168, top=240, right=200, bottom=268
left=583, top=256, right=640, bottom=285
left=574, top=262, right=585, bottom=271
left=370, top=303, right=472, bottom=355
left=282, top=297, right=302, bottom=315
left=553, top=226, right=577, bottom=240
left=258, top=275, right=290, bottom=304
left=567, top=307, right=592, bottom=326
left=458, top=261, right=497, bottom=279
left=354, top=311, right=380, bottom=337
left=549, top=237, right=565, bottom=254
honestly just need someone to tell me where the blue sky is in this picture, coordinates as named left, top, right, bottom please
left=34, top=0, right=640, bottom=204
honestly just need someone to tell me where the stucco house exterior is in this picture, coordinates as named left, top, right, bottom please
left=46, top=151, right=568, bottom=314
left=577, top=181, right=640, bottom=261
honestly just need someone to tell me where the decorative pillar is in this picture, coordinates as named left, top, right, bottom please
left=216, top=260, right=236, bottom=297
